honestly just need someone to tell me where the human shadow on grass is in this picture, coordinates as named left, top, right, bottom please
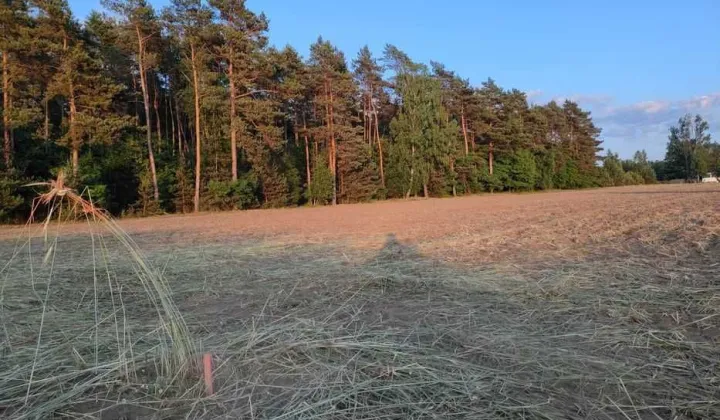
left=179, top=232, right=720, bottom=419
left=6, top=230, right=716, bottom=419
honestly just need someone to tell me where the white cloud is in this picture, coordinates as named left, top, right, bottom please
left=548, top=93, right=720, bottom=160
left=526, top=89, right=544, bottom=101
left=626, top=101, right=670, bottom=114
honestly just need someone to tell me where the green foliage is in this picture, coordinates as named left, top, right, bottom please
left=129, top=165, right=162, bottom=216
left=172, top=163, right=195, bottom=214
left=205, top=174, right=258, bottom=210
left=535, top=151, right=556, bottom=190
left=482, top=163, right=508, bottom=193
left=623, top=171, right=644, bottom=186
left=598, top=150, right=654, bottom=187
left=157, top=159, right=179, bottom=212
left=307, top=156, right=334, bottom=205
left=0, top=172, right=25, bottom=223
left=622, top=150, right=656, bottom=184
left=601, top=151, right=626, bottom=187
left=454, top=153, right=487, bottom=194
left=664, top=114, right=712, bottom=181
left=282, top=154, right=303, bottom=206
left=385, top=142, right=412, bottom=198
left=651, top=160, right=669, bottom=181
left=506, top=150, right=538, bottom=191
left=389, top=65, right=458, bottom=197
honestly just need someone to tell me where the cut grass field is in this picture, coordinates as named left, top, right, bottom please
left=1, top=184, right=719, bottom=419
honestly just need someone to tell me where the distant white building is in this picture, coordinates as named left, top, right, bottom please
left=701, top=173, right=719, bottom=183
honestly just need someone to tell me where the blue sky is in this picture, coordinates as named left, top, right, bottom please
left=70, top=0, right=720, bottom=160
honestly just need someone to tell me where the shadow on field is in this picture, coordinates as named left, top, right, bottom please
left=1, top=230, right=719, bottom=419
left=161, top=232, right=719, bottom=419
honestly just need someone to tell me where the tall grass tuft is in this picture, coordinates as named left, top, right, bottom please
left=0, top=171, right=197, bottom=419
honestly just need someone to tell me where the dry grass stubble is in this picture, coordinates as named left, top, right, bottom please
left=1, top=183, right=719, bottom=418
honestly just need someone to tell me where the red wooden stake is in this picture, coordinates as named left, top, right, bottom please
left=203, top=352, right=214, bottom=396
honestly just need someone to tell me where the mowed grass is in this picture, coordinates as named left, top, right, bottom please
left=1, top=184, right=719, bottom=419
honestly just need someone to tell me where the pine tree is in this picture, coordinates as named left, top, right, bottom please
left=209, top=0, right=268, bottom=182
left=307, top=37, right=357, bottom=205
left=163, top=0, right=214, bottom=212
left=103, top=0, right=161, bottom=201
left=431, top=62, right=474, bottom=156
left=269, top=46, right=311, bottom=194
left=34, top=0, right=126, bottom=176
left=353, top=46, right=386, bottom=187
left=665, top=114, right=711, bottom=181
left=562, top=100, right=602, bottom=171
left=1, top=0, right=36, bottom=169
left=472, top=79, right=504, bottom=176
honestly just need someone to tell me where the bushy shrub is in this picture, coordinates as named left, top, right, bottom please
left=307, top=156, right=334, bottom=204
left=623, top=171, right=644, bottom=185
left=0, top=173, right=25, bottom=223
left=454, top=153, right=488, bottom=194
left=482, top=162, right=508, bottom=193
left=535, top=151, right=556, bottom=190
left=206, top=174, right=258, bottom=210
left=507, top=150, right=538, bottom=191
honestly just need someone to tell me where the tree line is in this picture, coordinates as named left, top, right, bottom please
left=1, top=0, right=658, bottom=221
left=653, top=114, right=719, bottom=182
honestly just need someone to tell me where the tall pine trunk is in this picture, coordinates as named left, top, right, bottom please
left=135, top=26, right=160, bottom=201
left=372, top=101, right=385, bottom=187
left=174, top=95, right=184, bottom=157
left=44, top=98, right=49, bottom=141
left=324, top=78, right=337, bottom=206
left=228, top=60, right=238, bottom=181
left=2, top=51, right=10, bottom=168
left=303, top=116, right=311, bottom=186
left=168, top=90, right=176, bottom=155
left=406, top=144, right=415, bottom=199
left=69, top=81, right=79, bottom=176
left=190, top=43, right=202, bottom=213
left=136, top=27, right=159, bottom=202
left=450, top=159, right=457, bottom=196
left=153, top=83, right=162, bottom=153
left=488, top=141, right=494, bottom=176
left=461, top=106, right=469, bottom=155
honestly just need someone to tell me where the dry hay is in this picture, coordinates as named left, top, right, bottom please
left=0, top=182, right=718, bottom=419
left=1, top=172, right=197, bottom=419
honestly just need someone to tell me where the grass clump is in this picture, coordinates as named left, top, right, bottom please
left=0, top=172, right=197, bottom=419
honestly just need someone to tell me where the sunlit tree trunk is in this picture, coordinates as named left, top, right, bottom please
left=136, top=26, right=159, bottom=201
left=371, top=98, right=385, bottom=187
left=303, top=116, right=311, bottom=186
left=406, top=144, right=415, bottom=199
left=488, top=141, right=494, bottom=175
left=461, top=106, right=469, bottom=156
left=69, top=80, right=78, bottom=176
left=153, top=83, right=162, bottom=154
left=190, top=43, right=202, bottom=213
left=323, top=78, right=337, bottom=205
left=2, top=51, right=10, bottom=168
left=228, top=60, right=238, bottom=181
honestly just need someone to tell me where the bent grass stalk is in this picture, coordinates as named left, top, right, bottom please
left=0, top=171, right=197, bottom=418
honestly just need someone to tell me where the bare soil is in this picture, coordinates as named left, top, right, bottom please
left=38, top=183, right=719, bottom=265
